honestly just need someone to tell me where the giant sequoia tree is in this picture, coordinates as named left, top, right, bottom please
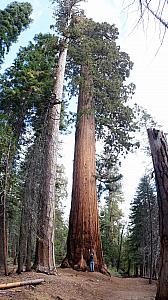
left=61, top=17, right=138, bottom=273
left=62, top=61, right=106, bottom=272
left=0, top=1, right=32, bottom=66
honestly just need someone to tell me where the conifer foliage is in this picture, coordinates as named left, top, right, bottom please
left=0, top=32, right=58, bottom=274
left=0, top=2, right=32, bottom=65
left=128, top=175, right=159, bottom=279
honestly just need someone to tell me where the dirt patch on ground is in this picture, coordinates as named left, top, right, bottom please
left=0, top=268, right=157, bottom=300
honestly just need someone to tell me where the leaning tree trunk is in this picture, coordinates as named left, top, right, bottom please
left=147, top=128, right=168, bottom=299
left=61, top=64, right=108, bottom=274
left=34, top=40, right=69, bottom=274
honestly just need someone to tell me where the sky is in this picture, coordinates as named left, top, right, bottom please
left=1, top=0, right=168, bottom=220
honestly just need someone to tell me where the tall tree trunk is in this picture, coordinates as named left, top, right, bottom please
left=117, top=226, right=124, bottom=272
left=140, top=264, right=143, bottom=277
left=34, top=41, right=68, bottom=274
left=18, top=138, right=42, bottom=273
left=147, top=192, right=153, bottom=284
left=147, top=128, right=168, bottom=299
left=0, top=139, right=12, bottom=275
left=61, top=64, right=108, bottom=274
left=127, top=259, right=131, bottom=277
left=17, top=203, right=28, bottom=273
left=0, top=193, right=8, bottom=275
left=134, top=264, right=139, bottom=277
left=109, top=190, right=113, bottom=225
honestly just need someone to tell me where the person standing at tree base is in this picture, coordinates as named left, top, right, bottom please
left=89, top=251, right=94, bottom=272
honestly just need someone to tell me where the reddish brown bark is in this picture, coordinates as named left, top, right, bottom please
left=147, top=128, right=168, bottom=299
left=61, top=64, right=108, bottom=274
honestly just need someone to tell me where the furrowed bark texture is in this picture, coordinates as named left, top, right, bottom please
left=62, top=64, right=106, bottom=273
left=18, top=138, right=42, bottom=273
left=147, top=128, right=168, bottom=299
left=35, top=43, right=68, bottom=273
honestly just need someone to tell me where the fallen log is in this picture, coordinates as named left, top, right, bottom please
left=0, top=278, right=45, bottom=290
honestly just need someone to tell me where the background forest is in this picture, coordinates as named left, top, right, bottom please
left=0, top=0, right=161, bottom=285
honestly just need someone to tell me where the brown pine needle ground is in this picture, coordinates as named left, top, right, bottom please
left=0, top=268, right=156, bottom=300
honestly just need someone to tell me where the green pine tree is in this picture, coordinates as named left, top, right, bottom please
left=0, top=1, right=32, bottom=66
left=128, top=175, right=159, bottom=278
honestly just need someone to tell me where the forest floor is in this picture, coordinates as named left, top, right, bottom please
left=0, top=268, right=157, bottom=300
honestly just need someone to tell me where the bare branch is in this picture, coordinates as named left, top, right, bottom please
left=139, top=0, right=168, bottom=29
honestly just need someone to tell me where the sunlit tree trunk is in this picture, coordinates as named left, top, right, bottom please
left=147, top=128, right=168, bottom=299
left=34, top=41, right=68, bottom=273
left=61, top=64, right=108, bottom=274
left=117, top=226, right=124, bottom=272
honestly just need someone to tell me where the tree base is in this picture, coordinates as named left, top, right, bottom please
left=33, top=265, right=57, bottom=275
left=61, top=256, right=88, bottom=272
left=99, top=265, right=111, bottom=277
left=61, top=257, right=111, bottom=276
left=60, top=257, right=71, bottom=268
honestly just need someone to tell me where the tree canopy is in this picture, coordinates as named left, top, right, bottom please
left=0, top=1, right=32, bottom=66
left=67, top=17, right=138, bottom=166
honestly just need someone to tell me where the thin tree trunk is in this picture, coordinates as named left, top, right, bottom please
left=61, top=64, right=108, bottom=275
left=127, top=259, right=131, bottom=277
left=147, top=193, right=153, bottom=284
left=34, top=40, right=69, bottom=274
left=0, top=193, right=8, bottom=275
left=11, top=234, right=17, bottom=265
left=109, top=190, right=113, bottom=227
left=147, top=128, right=168, bottom=299
left=117, top=226, right=124, bottom=272
left=134, top=265, right=139, bottom=277
left=17, top=206, right=27, bottom=273
left=140, top=264, right=143, bottom=277
left=17, top=168, right=32, bottom=273
left=25, top=227, right=32, bottom=272
left=0, top=139, right=12, bottom=275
